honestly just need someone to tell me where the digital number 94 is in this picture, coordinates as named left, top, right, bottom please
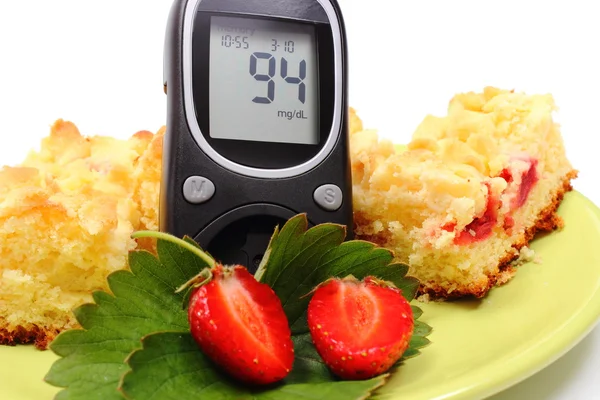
left=249, top=52, right=306, bottom=104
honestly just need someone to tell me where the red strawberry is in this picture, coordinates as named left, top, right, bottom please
left=307, top=276, right=414, bottom=380
left=186, top=264, right=294, bottom=385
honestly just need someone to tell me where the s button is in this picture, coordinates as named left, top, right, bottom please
left=313, top=184, right=343, bottom=211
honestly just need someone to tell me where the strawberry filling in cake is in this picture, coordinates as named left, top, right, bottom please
left=350, top=87, right=577, bottom=299
left=449, top=182, right=499, bottom=245
left=446, top=156, right=539, bottom=244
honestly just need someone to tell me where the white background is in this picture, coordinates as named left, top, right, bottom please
left=1, top=0, right=599, bottom=398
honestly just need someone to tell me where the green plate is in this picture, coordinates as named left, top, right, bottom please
left=1, top=191, right=600, bottom=400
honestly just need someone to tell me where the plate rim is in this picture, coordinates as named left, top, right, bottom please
left=477, top=191, right=600, bottom=399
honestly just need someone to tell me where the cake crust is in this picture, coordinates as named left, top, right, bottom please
left=0, top=325, right=59, bottom=349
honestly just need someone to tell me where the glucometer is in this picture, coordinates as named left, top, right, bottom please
left=160, top=0, right=352, bottom=272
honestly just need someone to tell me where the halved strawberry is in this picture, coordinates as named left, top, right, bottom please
left=185, top=264, right=294, bottom=386
left=307, top=276, right=414, bottom=380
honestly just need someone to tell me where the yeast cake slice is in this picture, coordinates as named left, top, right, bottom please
left=351, top=87, right=576, bottom=298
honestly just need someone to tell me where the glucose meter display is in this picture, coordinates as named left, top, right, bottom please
left=209, top=16, right=319, bottom=145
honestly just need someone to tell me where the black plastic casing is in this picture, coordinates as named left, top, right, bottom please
left=160, top=0, right=353, bottom=271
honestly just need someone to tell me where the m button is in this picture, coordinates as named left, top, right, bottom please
left=313, top=184, right=343, bottom=211
left=183, top=176, right=216, bottom=204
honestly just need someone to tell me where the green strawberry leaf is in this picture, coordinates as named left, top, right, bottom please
left=44, top=214, right=432, bottom=400
left=411, top=305, right=423, bottom=319
left=286, top=333, right=336, bottom=384
left=119, top=332, right=388, bottom=400
left=44, top=237, right=214, bottom=400
left=414, top=320, right=433, bottom=337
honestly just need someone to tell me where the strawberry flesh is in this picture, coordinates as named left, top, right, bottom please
left=307, top=277, right=414, bottom=380
left=188, top=265, right=294, bottom=386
